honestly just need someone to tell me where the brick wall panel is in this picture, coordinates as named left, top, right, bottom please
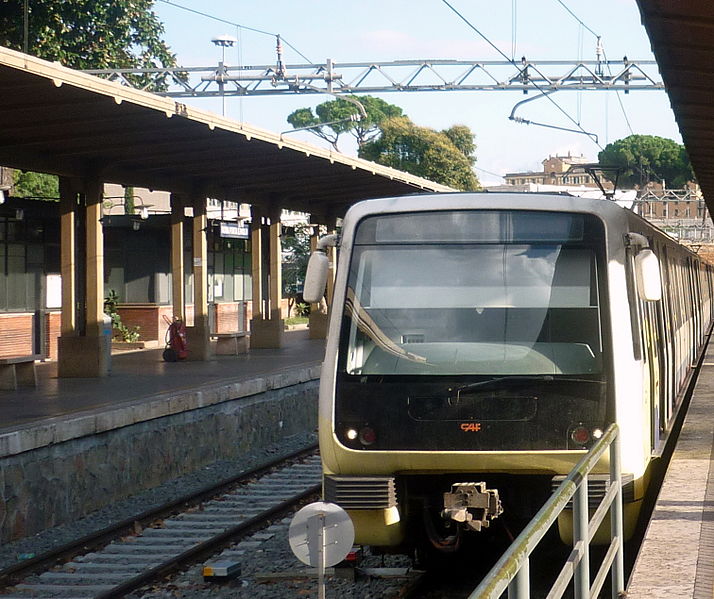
left=46, top=311, right=61, bottom=360
left=115, top=307, right=159, bottom=341
left=0, top=314, right=34, bottom=358
left=216, top=303, right=241, bottom=333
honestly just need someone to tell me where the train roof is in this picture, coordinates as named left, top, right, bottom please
left=342, top=191, right=631, bottom=221
left=340, top=192, right=703, bottom=260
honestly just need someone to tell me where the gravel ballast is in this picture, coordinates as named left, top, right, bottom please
left=129, top=517, right=416, bottom=599
left=0, top=432, right=317, bottom=572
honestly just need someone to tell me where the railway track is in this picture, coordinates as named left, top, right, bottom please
left=0, top=447, right=321, bottom=599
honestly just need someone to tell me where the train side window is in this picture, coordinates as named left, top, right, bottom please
left=625, top=246, right=643, bottom=361
left=660, top=246, right=674, bottom=366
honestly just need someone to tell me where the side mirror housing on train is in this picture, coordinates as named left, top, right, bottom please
left=303, top=234, right=338, bottom=304
left=634, top=249, right=662, bottom=302
left=303, top=251, right=330, bottom=303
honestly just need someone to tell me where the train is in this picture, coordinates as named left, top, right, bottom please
left=303, top=192, right=714, bottom=559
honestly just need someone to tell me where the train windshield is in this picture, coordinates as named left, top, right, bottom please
left=340, top=210, right=605, bottom=376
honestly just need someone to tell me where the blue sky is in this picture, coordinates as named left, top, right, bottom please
left=152, top=0, right=680, bottom=185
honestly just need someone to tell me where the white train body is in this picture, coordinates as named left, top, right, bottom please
left=315, top=193, right=712, bottom=550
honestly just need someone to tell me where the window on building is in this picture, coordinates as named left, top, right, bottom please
left=0, top=216, right=51, bottom=313
left=208, top=236, right=252, bottom=305
left=104, top=226, right=171, bottom=305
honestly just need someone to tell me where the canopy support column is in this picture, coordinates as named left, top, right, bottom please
left=58, top=177, right=110, bottom=377
left=250, top=206, right=283, bottom=348
left=58, top=177, right=76, bottom=337
left=185, top=192, right=211, bottom=360
left=170, top=193, right=185, bottom=322
left=250, top=204, right=263, bottom=325
left=269, top=210, right=283, bottom=323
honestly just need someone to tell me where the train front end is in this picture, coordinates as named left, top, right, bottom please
left=315, top=194, right=625, bottom=553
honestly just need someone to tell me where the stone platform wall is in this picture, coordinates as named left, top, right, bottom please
left=0, top=369, right=319, bottom=543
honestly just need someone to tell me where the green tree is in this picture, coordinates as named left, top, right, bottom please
left=0, top=0, right=178, bottom=89
left=1, top=1, right=179, bottom=197
left=124, top=186, right=135, bottom=215
left=443, top=124, right=476, bottom=165
left=359, top=116, right=480, bottom=190
left=12, top=170, right=58, bottom=199
left=598, top=134, right=694, bottom=188
left=287, top=95, right=403, bottom=151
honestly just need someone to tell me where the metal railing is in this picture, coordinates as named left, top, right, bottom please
left=468, top=424, right=624, bottom=599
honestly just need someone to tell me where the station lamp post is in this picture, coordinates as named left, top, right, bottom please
left=211, top=34, right=238, bottom=116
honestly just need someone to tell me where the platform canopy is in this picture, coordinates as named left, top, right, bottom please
left=637, top=1, right=714, bottom=213
left=0, top=47, right=451, bottom=218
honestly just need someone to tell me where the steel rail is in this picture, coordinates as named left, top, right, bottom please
left=0, top=443, right=318, bottom=588
left=93, top=483, right=322, bottom=599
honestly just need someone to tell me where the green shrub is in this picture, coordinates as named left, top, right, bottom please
left=104, top=289, right=141, bottom=342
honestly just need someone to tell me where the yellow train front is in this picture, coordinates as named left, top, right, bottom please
left=310, top=192, right=713, bottom=557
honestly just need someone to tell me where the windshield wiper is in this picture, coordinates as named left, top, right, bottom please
left=453, top=375, right=605, bottom=394
left=344, top=288, right=428, bottom=365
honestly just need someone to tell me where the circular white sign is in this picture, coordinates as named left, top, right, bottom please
left=289, top=501, right=355, bottom=567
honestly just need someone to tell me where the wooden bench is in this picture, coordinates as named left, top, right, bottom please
left=0, top=355, right=40, bottom=391
left=211, top=332, right=248, bottom=356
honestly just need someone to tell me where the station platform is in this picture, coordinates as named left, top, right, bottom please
left=0, top=328, right=325, bottom=455
left=627, top=340, right=714, bottom=598
left=0, top=327, right=326, bottom=545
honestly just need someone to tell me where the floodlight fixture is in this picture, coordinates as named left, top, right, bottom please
left=211, top=34, right=237, bottom=48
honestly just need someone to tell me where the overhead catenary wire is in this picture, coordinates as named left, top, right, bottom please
left=440, top=0, right=603, bottom=149
left=554, top=0, right=599, bottom=39
left=156, top=0, right=313, bottom=63
left=511, top=0, right=517, bottom=61
left=553, top=0, right=634, bottom=138
left=474, top=165, right=506, bottom=180
left=577, top=23, right=583, bottom=124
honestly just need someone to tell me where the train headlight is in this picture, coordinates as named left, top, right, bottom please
left=358, top=426, right=377, bottom=446
left=346, top=428, right=358, bottom=441
left=592, top=427, right=603, bottom=440
left=570, top=425, right=591, bottom=446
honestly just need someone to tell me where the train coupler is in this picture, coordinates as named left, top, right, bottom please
left=442, top=482, right=503, bottom=532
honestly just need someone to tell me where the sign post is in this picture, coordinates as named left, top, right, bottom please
left=289, top=502, right=355, bottom=598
